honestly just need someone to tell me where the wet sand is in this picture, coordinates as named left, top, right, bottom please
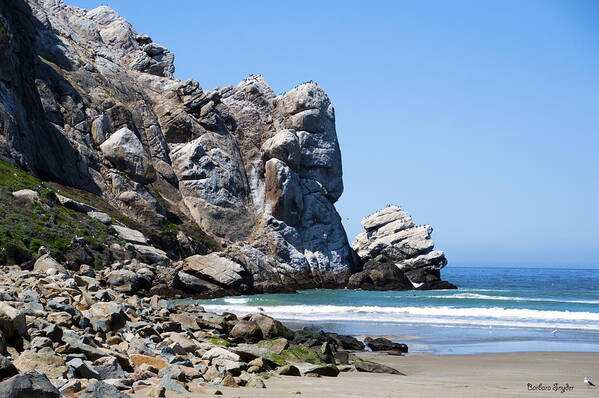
left=141, top=351, right=599, bottom=397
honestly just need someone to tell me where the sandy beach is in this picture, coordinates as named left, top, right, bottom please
left=140, top=351, right=599, bottom=398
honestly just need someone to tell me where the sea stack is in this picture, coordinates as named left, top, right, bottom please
left=350, top=206, right=456, bottom=290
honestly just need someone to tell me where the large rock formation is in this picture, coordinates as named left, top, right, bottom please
left=350, top=206, right=456, bottom=290
left=0, top=0, right=356, bottom=292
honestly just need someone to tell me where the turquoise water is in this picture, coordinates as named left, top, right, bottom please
left=192, top=267, right=599, bottom=355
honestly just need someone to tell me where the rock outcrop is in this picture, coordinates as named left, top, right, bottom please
left=351, top=206, right=456, bottom=290
left=0, top=0, right=455, bottom=294
left=0, top=0, right=355, bottom=292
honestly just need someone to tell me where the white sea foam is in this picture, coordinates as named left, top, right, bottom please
left=427, top=293, right=599, bottom=304
left=223, top=297, right=249, bottom=304
left=199, top=303, right=599, bottom=331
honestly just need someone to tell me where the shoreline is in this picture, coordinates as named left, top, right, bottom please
left=137, top=351, right=598, bottom=397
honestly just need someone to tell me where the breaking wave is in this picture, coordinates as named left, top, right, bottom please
left=198, top=303, right=599, bottom=331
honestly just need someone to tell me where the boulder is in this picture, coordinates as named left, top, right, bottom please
left=66, top=357, right=100, bottom=379
left=55, top=193, right=95, bottom=213
left=40, top=323, right=63, bottom=343
left=247, top=357, right=276, bottom=372
left=168, top=313, right=199, bottom=330
left=111, top=225, right=148, bottom=244
left=245, top=375, right=266, bottom=388
left=159, top=376, right=188, bottom=393
left=88, top=211, right=112, bottom=224
left=30, top=336, right=53, bottom=351
left=175, top=272, right=222, bottom=296
left=332, top=334, right=365, bottom=350
left=127, top=244, right=169, bottom=265
left=201, top=347, right=240, bottom=362
left=106, top=269, right=145, bottom=293
left=144, top=384, right=165, bottom=398
left=129, top=354, right=167, bottom=370
left=245, top=314, right=293, bottom=339
left=187, top=381, right=222, bottom=395
left=0, top=303, right=27, bottom=339
left=11, top=189, right=41, bottom=205
left=0, top=371, right=60, bottom=398
left=33, top=254, right=66, bottom=274
left=212, top=358, right=242, bottom=375
left=100, top=127, right=156, bottom=184
left=303, top=364, right=340, bottom=377
left=93, top=356, right=125, bottom=380
left=13, top=351, right=68, bottom=379
left=233, top=342, right=281, bottom=362
left=62, top=335, right=108, bottom=360
left=0, top=357, right=18, bottom=381
left=364, top=337, right=408, bottom=353
left=229, top=320, right=263, bottom=342
left=181, top=253, right=247, bottom=288
left=59, top=380, right=81, bottom=395
left=79, top=380, right=131, bottom=398
left=355, top=359, right=404, bottom=375
left=277, top=364, right=301, bottom=376
left=165, top=333, right=198, bottom=353
left=46, top=312, right=72, bottom=327
left=85, top=302, right=128, bottom=332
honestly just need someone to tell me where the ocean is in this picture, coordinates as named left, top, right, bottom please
left=191, top=267, right=599, bottom=355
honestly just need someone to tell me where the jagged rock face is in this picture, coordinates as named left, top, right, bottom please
left=352, top=206, right=454, bottom=289
left=0, top=0, right=356, bottom=291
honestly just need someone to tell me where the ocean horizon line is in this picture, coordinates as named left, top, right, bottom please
left=445, top=264, right=599, bottom=270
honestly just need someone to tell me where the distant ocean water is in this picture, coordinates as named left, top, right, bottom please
left=191, top=267, right=599, bottom=355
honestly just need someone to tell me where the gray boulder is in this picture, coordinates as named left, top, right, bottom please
left=85, top=302, right=128, bottom=332
left=0, top=371, right=60, bottom=398
left=79, top=380, right=131, bottom=398
left=303, top=364, right=340, bottom=377
left=244, top=313, right=293, bottom=339
left=0, top=357, right=18, bottom=381
left=364, top=337, right=408, bottom=353
left=355, top=359, right=404, bottom=375
left=181, top=253, right=247, bottom=288
left=67, top=357, right=100, bottom=379
left=33, top=255, right=66, bottom=274
left=100, top=127, right=156, bottom=184
left=111, top=225, right=148, bottom=245
left=0, top=303, right=27, bottom=339
left=229, top=320, right=263, bottom=342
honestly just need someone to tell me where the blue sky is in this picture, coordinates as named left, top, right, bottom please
left=68, top=0, right=599, bottom=267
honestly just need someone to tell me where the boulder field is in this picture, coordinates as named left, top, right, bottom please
left=0, top=264, right=408, bottom=396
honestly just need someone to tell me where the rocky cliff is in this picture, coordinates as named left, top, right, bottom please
left=0, top=0, right=453, bottom=294
left=0, top=0, right=357, bottom=293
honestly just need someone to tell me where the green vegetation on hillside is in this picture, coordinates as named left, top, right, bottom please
left=0, top=159, right=219, bottom=266
left=0, top=160, right=112, bottom=265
